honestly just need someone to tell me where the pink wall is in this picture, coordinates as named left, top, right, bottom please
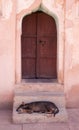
left=0, top=0, right=79, bottom=109
left=0, top=0, right=16, bottom=109
left=65, top=0, right=79, bottom=108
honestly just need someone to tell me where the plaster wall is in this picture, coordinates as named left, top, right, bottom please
left=0, top=0, right=79, bottom=109
left=65, top=0, right=79, bottom=108
left=0, top=0, right=16, bottom=109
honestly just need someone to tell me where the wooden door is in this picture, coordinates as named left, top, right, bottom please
left=21, top=11, right=57, bottom=79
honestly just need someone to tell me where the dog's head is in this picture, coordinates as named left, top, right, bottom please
left=16, top=102, right=26, bottom=113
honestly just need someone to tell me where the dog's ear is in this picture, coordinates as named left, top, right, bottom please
left=22, top=102, right=25, bottom=105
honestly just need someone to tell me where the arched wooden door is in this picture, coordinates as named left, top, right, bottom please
left=21, top=11, right=57, bottom=79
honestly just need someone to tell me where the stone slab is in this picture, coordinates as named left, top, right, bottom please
left=13, top=108, right=68, bottom=123
left=15, top=83, right=63, bottom=94
left=13, top=93, right=68, bottom=123
left=0, top=110, right=12, bottom=124
left=23, top=123, right=69, bottom=130
left=0, top=125, right=22, bottom=130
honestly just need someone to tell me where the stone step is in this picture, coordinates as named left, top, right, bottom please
left=13, top=92, right=68, bottom=123
left=13, top=108, right=68, bottom=123
left=13, top=93, right=65, bottom=108
left=15, top=83, right=63, bottom=94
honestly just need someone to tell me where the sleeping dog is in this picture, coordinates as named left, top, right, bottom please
left=16, top=101, right=59, bottom=117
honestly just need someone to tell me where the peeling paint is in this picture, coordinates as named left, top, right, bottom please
left=2, top=0, right=13, bottom=19
left=17, top=0, right=35, bottom=13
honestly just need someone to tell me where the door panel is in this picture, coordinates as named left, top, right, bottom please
left=37, top=12, right=57, bottom=36
left=38, top=37, right=57, bottom=57
left=38, top=58, right=56, bottom=78
left=21, top=37, right=36, bottom=78
left=22, top=59, right=36, bottom=78
left=37, top=39, right=57, bottom=78
left=22, top=13, right=37, bottom=36
left=22, top=37, right=36, bottom=57
left=37, top=12, right=57, bottom=78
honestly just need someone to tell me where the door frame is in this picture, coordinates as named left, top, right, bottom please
left=15, top=2, right=65, bottom=84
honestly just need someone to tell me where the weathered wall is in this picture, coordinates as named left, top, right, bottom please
left=0, top=0, right=79, bottom=109
left=0, top=0, right=16, bottom=109
left=65, top=0, right=79, bottom=108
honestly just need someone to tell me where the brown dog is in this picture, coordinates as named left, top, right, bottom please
left=16, top=101, right=59, bottom=117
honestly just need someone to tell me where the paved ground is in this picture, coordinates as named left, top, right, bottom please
left=0, top=109, right=79, bottom=130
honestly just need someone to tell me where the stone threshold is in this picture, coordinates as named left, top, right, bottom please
left=15, top=81, right=64, bottom=94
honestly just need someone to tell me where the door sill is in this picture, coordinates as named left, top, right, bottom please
left=21, top=79, right=58, bottom=83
